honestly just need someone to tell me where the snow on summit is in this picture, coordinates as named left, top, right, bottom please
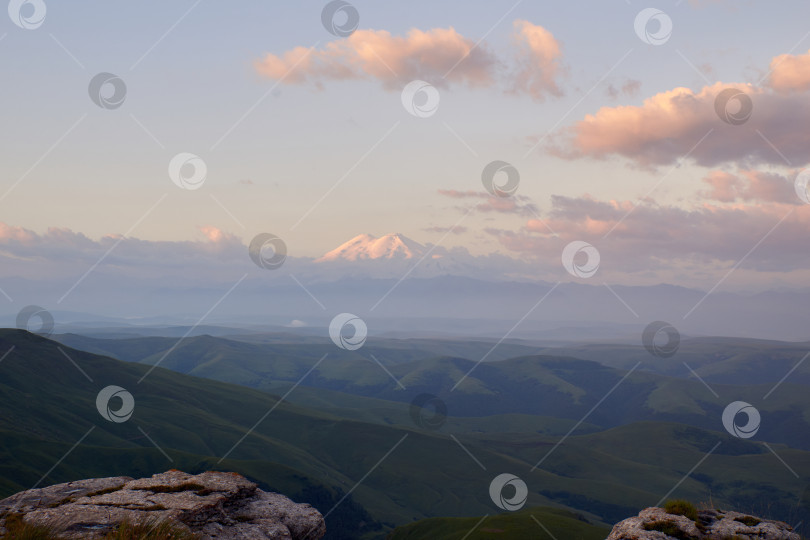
left=315, top=234, right=427, bottom=262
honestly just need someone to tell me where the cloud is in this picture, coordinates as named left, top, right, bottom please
left=0, top=223, right=246, bottom=280
left=0, top=223, right=100, bottom=257
left=198, top=225, right=242, bottom=244
left=255, top=27, right=498, bottom=89
left=424, top=225, right=468, bottom=235
left=510, top=20, right=564, bottom=101
left=487, top=193, right=810, bottom=274
left=437, top=189, right=539, bottom=216
left=255, top=22, right=566, bottom=100
left=551, top=82, right=810, bottom=168
left=701, top=170, right=798, bottom=204
left=768, top=48, right=810, bottom=92
left=605, top=79, right=641, bottom=100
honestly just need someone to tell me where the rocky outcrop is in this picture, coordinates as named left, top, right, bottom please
left=606, top=506, right=800, bottom=539
left=0, top=470, right=325, bottom=539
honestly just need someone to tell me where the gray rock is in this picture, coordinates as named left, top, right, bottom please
left=0, top=470, right=325, bottom=540
left=606, top=506, right=800, bottom=539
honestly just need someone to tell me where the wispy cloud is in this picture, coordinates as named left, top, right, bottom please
left=605, top=79, right=641, bottom=100
left=437, top=189, right=539, bottom=216
left=424, top=225, right=468, bottom=235
left=487, top=194, right=810, bottom=274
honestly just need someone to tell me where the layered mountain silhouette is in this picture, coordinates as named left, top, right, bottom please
left=4, top=231, right=810, bottom=340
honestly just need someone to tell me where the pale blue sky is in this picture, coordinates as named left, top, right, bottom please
left=2, top=0, right=810, bottom=279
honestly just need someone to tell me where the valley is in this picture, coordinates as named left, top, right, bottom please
left=1, top=328, right=808, bottom=538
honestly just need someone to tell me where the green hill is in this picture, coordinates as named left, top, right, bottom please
left=386, top=506, right=609, bottom=540
left=2, top=329, right=810, bottom=538
left=59, top=335, right=810, bottom=450
left=538, top=337, right=810, bottom=385
left=58, top=332, right=810, bottom=450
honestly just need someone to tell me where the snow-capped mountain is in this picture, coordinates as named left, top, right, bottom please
left=306, top=233, right=535, bottom=281
left=309, top=233, right=481, bottom=279
left=315, top=233, right=427, bottom=262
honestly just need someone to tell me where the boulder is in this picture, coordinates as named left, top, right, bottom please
left=0, top=470, right=325, bottom=539
left=606, top=506, right=799, bottom=539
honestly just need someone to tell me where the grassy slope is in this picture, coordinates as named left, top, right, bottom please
left=3, top=330, right=810, bottom=538
left=538, top=337, right=810, bottom=385
left=1, top=330, right=614, bottom=529
left=56, top=333, right=810, bottom=452
left=386, top=507, right=609, bottom=540
left=260, top=381, right=602, bottom=436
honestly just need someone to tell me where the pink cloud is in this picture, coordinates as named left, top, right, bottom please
left=0, top=223, right=97, bottom=252
left=768, top=48, right=810, bottom=92
left=702, top=170, right=798, bottom=204
left=551, top=82, right=810, bottom=167
left=487, top=194, right=810, bottom=273
left=255, top=27, right=498, bottom=89
left=510, top=20, right=564, bottom=101
left=0, top=223, right=40, bottom=244
left=198, top=225, right=242, bottom=244
left=0, top=223, right=245, bottom=269
left=255, top=21, right=566, bottom=100
left=702, top=171, right=738, bottom=202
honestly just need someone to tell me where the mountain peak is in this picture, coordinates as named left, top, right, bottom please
left=315, top=233, right=426, bottom=262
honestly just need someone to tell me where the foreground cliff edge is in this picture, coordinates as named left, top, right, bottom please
left=0, top=470, right=325, bottom=539
left=606, top=503, right=800, bottom=540
left=0, top=470, right=802, bottom=540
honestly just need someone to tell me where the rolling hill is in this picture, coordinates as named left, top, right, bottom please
left=55, top=332, right=810, bottom=451
left=2, top=329, right=810, bottom=538
left=386, top=506, right=610, bottom=540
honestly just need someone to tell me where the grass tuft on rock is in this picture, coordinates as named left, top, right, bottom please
left=664, top=499, right=699, bottom=521
left=1, top=513, right=57, bottom=539
left=643, top=519, right=699, bottom=540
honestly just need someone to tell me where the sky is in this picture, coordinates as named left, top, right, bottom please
left=3, top=0, right=810, bottom=300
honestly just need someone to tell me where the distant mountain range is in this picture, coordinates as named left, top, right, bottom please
left=4, top=276, right=810, bottom=341
left=2, top=232, right=810, bottom=341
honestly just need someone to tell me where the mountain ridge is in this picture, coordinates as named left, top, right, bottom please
left=315, top=233, right=427, bottom=262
